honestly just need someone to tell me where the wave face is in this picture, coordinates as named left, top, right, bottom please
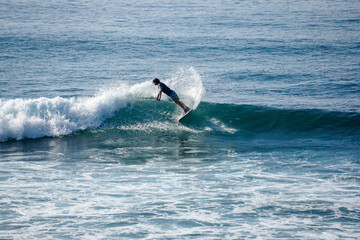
left=189, top=102, right=360, bottom=140
left=99, top=101, right=360, bottom=143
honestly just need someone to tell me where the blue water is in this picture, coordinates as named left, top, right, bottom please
left=1, top=0, right=360, bottom=239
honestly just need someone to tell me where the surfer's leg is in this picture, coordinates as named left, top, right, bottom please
left=171, top=91, right=190, bottom=113
left=174, top=99, right=189, bottom=113
left=173, top=99, right=186, bottom=110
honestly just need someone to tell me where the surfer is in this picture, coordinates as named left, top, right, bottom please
left=152, top=78, right=190, bottom=113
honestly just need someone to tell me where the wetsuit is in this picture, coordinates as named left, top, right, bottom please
left=159, top=82, right=179, bottom=100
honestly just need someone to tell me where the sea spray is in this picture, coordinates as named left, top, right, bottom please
left=166, top=66, right=206, bottom=110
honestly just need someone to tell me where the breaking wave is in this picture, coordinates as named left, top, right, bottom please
left=0, top=67, right=204, bottom=141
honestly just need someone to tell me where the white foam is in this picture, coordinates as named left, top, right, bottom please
left=0, top=86, right=135, bottom=141
left=0, top=95, right=112, bottom=141
left=209, top=118, right=237, bottom=134
left=117, top=121, right=202, bottom=134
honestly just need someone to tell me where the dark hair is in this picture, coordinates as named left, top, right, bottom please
left=152, top=78, right=160, bottom=84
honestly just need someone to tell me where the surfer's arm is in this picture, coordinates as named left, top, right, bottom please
left=156, top=87, right=162, bottom=101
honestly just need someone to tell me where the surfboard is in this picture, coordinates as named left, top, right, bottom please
left=178, top=109, right=193, bottom=122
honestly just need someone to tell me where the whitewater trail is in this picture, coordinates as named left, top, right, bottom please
left=0, top=67, right=205, bottom=141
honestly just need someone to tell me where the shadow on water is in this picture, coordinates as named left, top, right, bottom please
left=0, top=128, right=221, bottom=165
left=0, top=131, right=93, bottom=162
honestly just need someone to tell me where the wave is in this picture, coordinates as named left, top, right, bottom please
left=1, top=66, right=359, bottom=143
left=0, top=67, right=205, bottom=141
left=1, top=95, right=359, bottom=142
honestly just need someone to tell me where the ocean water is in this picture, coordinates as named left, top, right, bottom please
left=1, top=0, right=360, bottom=239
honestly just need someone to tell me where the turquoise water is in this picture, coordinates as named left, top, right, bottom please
left=1, top=0, right=360, bottom=239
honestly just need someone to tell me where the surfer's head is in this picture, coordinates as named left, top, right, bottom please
left=152, top=78, right=160, bottom=85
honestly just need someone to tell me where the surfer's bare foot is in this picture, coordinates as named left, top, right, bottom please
left=184, top=107, right=190, bottom=113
